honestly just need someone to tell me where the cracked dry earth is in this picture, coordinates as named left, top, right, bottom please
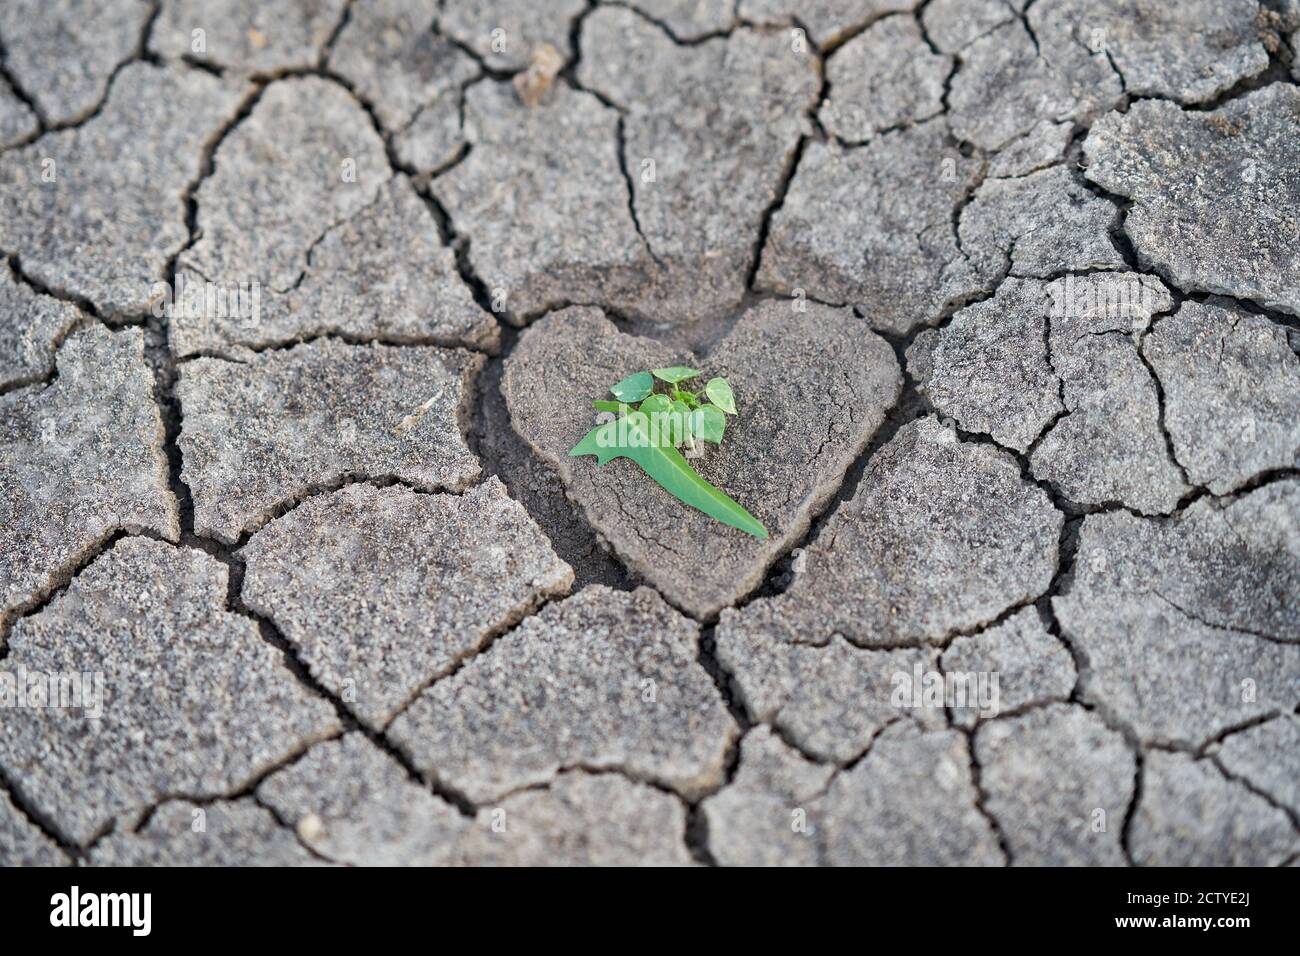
left=0, top=0, right=1298, bottom=869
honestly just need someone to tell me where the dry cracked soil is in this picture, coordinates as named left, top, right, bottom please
left=0, top=0, right=1298, bottom=867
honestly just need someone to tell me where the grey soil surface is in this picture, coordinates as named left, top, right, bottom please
left=0, top=0, right=1296, bottom=866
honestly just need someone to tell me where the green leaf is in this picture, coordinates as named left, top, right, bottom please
left=667, top=399, right=692, bottom=446
left=610, top=371, right=654, bottom=403
left=705, top=377, right=737, bottom=415
left=637, top=395, right=692, bottom=447
left=592, top=400, right=629, bottom=414
left=652, top=366, right=700, bottom=385
left=688, top=404, right=726, bottom=444
left=635, top=395, right=692, bottom=448
left=569, top=411, right=768, bottom=539
left=638, top=393, right=671, bottom=416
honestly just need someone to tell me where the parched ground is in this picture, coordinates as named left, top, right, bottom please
left=1, top=0, right=1298, bottom=866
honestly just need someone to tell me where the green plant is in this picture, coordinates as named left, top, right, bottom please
left=569, top=367, right=768, bottom=538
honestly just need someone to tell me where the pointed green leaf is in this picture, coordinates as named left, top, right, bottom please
left=705, top=377, right=737, bottom=415
left=689, top=404, right=726, bottom=444
left=569, top=411, right=768, bottom=538
left=652, top=366, right=700, bottom=385
left=570, top=415, right=638, bottom=459
left=610, top=371, right=654, bottom=402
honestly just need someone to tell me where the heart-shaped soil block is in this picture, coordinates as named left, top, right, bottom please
left=503, top=301, right=901, bottom=618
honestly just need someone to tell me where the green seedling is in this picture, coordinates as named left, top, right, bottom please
left=569, top=368, right=768, bottom=539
